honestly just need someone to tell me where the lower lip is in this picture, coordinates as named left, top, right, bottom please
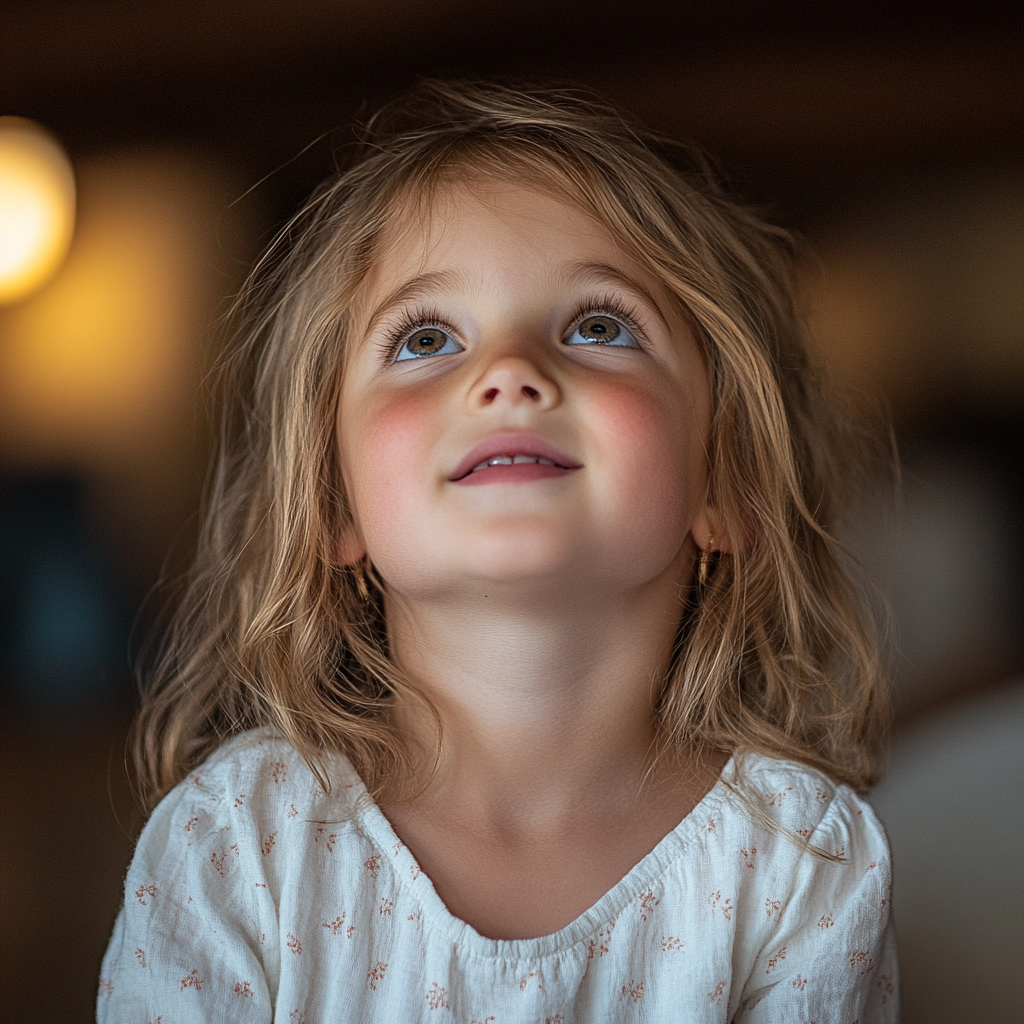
left=454, top=463, right=578, bottom=486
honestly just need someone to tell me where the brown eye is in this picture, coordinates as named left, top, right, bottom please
left=578, top=316, right=621, bottom=343
left=396, top=327, right=461, bottom=361
left=566, top=314, right=639, bottom=348
left=407, top=328, right=447, bottom=354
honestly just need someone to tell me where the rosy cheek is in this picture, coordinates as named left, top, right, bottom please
left=342, top=391, right=440, bottom=550
left=355, top=394, right=431, bottom=472
left=586, top=380, right=705, bottom=525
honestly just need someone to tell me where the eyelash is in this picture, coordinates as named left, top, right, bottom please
left=378, top=293, right=648, bottom=363
left=378, top=307, right=455, bottom=363
left=563, top=294, right=647, bottom=347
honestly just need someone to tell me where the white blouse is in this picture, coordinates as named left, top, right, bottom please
left=99, top=729, right=898, bottom=1022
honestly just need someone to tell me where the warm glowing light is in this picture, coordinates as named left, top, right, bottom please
left=0, top=153, right=249, bottom=473
left=0, top=117, right=76, bottom=304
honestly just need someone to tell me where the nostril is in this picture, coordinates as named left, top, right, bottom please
left=483, top=387, right=499, bottom=402
left=522, top=385, right=540, bottom=400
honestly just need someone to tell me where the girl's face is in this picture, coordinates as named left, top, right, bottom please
left=337, top=179, right=714, bottom=603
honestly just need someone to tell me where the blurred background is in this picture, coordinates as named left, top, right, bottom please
left=0, top=1, right=1020, bottom=1020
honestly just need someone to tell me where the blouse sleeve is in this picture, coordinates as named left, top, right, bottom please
left=735, top=788, right=899, bottom=1023
left=97, top=758, right=279, bottom=1023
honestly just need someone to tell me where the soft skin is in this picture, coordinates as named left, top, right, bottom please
left=336, top=180, right=726, bottom=939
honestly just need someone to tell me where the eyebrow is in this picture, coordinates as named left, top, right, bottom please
left=361, top=261, right=671, bottom=337
left=363, top=269, right=469, bottom=336
left=554, top=262, right=672, bottom=332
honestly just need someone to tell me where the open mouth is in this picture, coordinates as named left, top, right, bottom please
left=450, top=434, right=581, bottom=485
left=470, top=453, right=559, bottom=472
left=456, top=454, right=576, bottom=485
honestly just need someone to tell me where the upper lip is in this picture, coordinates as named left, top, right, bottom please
left=449, top=432, right=582, bottom=481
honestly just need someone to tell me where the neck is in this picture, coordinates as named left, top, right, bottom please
left=384, top=574, right=689, bottom=830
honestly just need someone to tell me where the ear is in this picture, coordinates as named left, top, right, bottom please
left=334, top=523, right=367, bottom=567
left=690, top=506, right=734, bottom=554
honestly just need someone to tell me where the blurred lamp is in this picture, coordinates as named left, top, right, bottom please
left=0, top=117, right=76, bottom=304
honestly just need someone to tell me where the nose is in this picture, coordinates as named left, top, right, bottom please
left=469, top=353, right=561, bottom=411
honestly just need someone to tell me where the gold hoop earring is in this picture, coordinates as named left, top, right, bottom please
left=698, top=536, right=715, bottom=587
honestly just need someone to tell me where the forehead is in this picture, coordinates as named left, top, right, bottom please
left=357, top=177, right=648, bottom=305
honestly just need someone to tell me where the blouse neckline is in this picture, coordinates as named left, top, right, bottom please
left=348, top=753, right=735, bottom=961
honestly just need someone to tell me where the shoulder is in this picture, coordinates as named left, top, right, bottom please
left=169, top=727, right=362, bottom=811
left=135, top=728, right=367, bottom=868
left=723, top=751, right=890, bottom=871
left=715, top=756, right=899, bottom=1019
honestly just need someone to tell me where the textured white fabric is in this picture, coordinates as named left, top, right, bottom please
left=99, top=729, right=898, bottom=1022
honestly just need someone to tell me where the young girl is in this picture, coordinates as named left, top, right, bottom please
left=99, top=82, right=897, bottom=1022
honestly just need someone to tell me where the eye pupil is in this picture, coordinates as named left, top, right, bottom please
left=406, top=328, right=447, bottom=355
left=579, top=316, right=620, bottom=343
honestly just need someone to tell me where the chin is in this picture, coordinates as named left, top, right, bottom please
left=465, top=525, right=586, bottom=578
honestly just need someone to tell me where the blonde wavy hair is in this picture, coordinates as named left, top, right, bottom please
left=133, top=80, right=888, bottom=810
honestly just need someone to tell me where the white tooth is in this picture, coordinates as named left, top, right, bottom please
left=488, top=455, right=513, bottom=466
left=538, top=457, right=554, bottom=466
left=471, top=461, right=490, bottom=473
left=512, top=454, right=538, bottom=464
